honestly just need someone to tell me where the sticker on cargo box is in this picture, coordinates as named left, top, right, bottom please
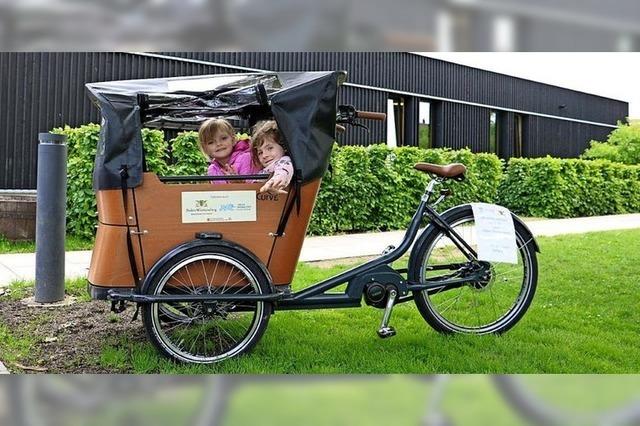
left=182, top=191, right=256, bottom=223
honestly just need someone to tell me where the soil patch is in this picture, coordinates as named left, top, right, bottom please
left=0, top=296, right=145, bottom=373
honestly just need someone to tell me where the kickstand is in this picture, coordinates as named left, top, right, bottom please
left=131, top=303, right=141, bottom=322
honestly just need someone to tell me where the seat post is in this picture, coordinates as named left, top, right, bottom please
left=421, top=177, right=442, bottom=203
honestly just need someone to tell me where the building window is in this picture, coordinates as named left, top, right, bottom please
left=387, top=96, right=405, bottom=148
left=419, top=101, right=432, bottom=150
left=386, top=99, right=397, bottom=148
left=515, top=114, right=523, bottom=157
left=489, top=111, right=498, bottom=155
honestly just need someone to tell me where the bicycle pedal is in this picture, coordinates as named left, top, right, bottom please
left=377, top=326, right=396, bottom=339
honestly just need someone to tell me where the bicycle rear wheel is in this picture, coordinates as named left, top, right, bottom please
left=409, top=204, right=537, bottom=334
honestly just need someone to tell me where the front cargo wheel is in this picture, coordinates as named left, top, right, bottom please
left=141, top=245, right=272, bottom=364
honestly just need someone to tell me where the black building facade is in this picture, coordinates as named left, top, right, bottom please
left=0, top=52, right=627, bottom=189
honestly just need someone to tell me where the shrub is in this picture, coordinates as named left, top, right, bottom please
left=582, top=141, right=620, bottom=163
left=143, top=129, right=169, bottom=175
left=307, top=144, right=341, bottom=235
left=55, top=124, right=100, bottom=240
left=498, top=156, right=640, bottom=218
left=57, top=125, right=171, bottom=239
left=167, top=131, right=208, bottom=176
left=57, top=124, right=640, bottom=239
left=583, top=122, right=640, bottom=165
left=306, top=145, right=504, bottom=235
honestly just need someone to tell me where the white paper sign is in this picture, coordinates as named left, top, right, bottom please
left=182, top=191, right=256, bottom=223
left=471, top=203, right=518, bottom=264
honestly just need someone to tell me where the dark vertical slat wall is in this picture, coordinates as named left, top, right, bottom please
left=168, top=51, right=628, bottom=157
left=0, top=52, right=628, bottom=189
left=437, top=102, right=490, bottom=152
left=403, top=97, right=419, bottom=147
left=0, top=52, right=235, bottom=189
left=523, top=117, right=612, bottom=158
left=337, top=86, right=387, bottom=146
left=177, top=52, right=626, bottom=124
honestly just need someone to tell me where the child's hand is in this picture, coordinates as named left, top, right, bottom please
left=259, top=175, right=289, bottom=195
left=221, top=163, right=237, bottom=175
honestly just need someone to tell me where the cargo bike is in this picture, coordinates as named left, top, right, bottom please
left=86, top=71, right=540, bottom=364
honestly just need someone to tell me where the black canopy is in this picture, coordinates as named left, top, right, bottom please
left=86, top=71, right=346, bottom=190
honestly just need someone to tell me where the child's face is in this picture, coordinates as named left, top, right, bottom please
left=256, top=137, right=285, bottom=167
left=204, top=130, right=235, bottom=162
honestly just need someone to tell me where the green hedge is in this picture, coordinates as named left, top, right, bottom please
left=167, top=131, right=207, bottom=176
left=56, top=124, right=168, bottom=240
left=56, top=124, right=640, bottom=239
left=56, top=124, right=99, bottom=240
left=498, top=156, right=640, bottom=218
left=307, top=145, right=503, bottom=235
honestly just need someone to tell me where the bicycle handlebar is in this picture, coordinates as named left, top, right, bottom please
left=356, top=110, right=386, bottom=121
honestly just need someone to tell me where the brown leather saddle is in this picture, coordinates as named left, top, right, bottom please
left=414, top=163, right=466, bottom=180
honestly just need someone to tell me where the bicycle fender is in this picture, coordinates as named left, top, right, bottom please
left=141, top=239, right=273, bottom=294
left=509, top=212, right=540, bottom=253
left=409, top=204, right=540, bottom=274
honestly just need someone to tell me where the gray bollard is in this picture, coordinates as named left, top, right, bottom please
left=35, top=133, right=67, bottom=303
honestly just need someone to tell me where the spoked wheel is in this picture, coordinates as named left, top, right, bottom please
left=494, top=375, right=640, bottom=425
left=409, top=205, right=538, bottom=334
left=142, top=244, right=272, bottom=364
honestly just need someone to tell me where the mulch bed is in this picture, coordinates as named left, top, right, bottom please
left=0, top=296, right=145, bottom=373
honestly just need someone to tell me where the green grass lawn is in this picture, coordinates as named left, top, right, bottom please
left=1, top=228, right=638, bottom=373
left=91, top=228, right=640, bottom=374
left=0, top=235, right=93, bottom=254
left=5, top=276, right=90, bottom=302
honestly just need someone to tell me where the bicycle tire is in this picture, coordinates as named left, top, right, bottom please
left=142, top=243, right=272, bottom=364
left=409, top=204, right=538, bottom=334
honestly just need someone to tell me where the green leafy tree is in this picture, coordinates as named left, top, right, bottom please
left=583, top=121, right=640, bottom=165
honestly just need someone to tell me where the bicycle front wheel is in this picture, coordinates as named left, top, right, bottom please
left=409, top=204, right=538, bottom=334
left=142, top=244, right=272, bottom=364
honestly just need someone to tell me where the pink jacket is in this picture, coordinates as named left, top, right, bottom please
left=261, top=155, right=294, bottom=187
left=207, top=140, right=258, bottom=183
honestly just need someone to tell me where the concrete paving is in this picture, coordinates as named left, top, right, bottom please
left=0, top=213, right=639, bottom=288
left=299, top=213, right=640, bottom=261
